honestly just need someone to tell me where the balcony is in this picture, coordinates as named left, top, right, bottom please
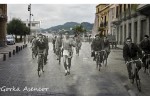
left=111, top=18, right=121, bottom=25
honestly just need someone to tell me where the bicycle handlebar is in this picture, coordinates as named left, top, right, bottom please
left=126, top=58, right=142, bottom=65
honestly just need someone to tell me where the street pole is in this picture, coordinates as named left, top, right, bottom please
left=29, top=4, right=31, bottom=35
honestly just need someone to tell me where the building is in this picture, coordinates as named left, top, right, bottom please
left=111, top=4, right=150, bottom=45
left=0, top=4, right=7, bottom=47
left=23, top=20, right=41, bottom=36
left=96, top=4, right=110, bottom=36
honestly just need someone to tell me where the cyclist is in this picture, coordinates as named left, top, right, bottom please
left=104, top=36, right=111, bottom=58
left=36, top=34, right=46, bottom=72
left=31, top=36, right=38, bottom=58
left=75, top=34, right=82, bottom=55
left=139, top=35, right=150, bottom=72
left=123, top=37, right=142, bottom=83
left=52, top=35, right=57, bottom=53
left=91, top=34, right=104, bottom=66
left=55, top=33, right=63, bottom=60
left=62, top=33, right=76, bottom=76
left=43, top=35, right=49, bottom=64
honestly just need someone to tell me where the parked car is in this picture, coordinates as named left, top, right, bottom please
left=6, top=35, right=15, bottom=45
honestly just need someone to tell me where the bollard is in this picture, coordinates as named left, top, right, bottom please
left=9, top=52, right=11, bottom=57
left=21, top=46, right=22, bottom=50
left=3, top=54, right=6, bottom=61
left=16, top=46, right=18, bottom=53
left=23, top=45, right=24, bottom=49
left=13, top=50, right=15, bottom=55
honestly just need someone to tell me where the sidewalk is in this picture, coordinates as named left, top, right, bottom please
left=0, top=42, right=27, bottom=61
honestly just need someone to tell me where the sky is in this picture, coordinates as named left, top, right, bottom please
left=7, top=4, right=97, bottom=29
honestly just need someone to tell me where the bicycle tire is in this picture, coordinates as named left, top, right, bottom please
left=96, top=56, right=99, bottom=68
left=59, top=51, right=61, bottom=65
left=135, top=69, right=141, bottom=92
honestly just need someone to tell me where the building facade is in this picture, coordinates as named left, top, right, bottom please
left=23, top=20, right=41, bottom=36
left=112, top=4, right=150, bottom=44
left=0, top=4, right=7, bottom=47
left=93, top=4, right=150, bottom=45
left=96, top=4, right=110, bottom=36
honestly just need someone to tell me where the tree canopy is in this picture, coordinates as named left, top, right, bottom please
left=7, top=18, right=30, bottom=36
left=72, top=25, right=86, bottom=36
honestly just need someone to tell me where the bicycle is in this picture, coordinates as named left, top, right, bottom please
left=37, top=51, right=44, bottom=77
left=142, top=53, right=150, bottom=75
left=96, top=50, right=107, bottom=71
left=126, top=58, right=142, bottom=92
left=102, top=50, right=108, bottom=67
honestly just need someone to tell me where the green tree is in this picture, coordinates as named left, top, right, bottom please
left=72, top=25, right=86, bottom=36
left=7, top=18, right=29, bottom=43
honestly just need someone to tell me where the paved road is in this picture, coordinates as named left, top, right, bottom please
left=0, top=42, right=150, bottom=96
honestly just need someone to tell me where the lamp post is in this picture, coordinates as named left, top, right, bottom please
left=28, top=4, right=33, bottom=35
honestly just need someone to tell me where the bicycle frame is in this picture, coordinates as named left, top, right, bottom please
left=143, top=54, right=150, bottom=74
left=126, top=58, right=142, bottom=91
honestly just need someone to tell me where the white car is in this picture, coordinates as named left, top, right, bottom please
left=6, top=35, right=15, bottom=45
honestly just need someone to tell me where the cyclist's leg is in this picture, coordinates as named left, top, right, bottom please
left=127, top=63, right=133, bottom=79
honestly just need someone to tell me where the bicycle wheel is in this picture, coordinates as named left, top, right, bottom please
left=59, top=51, right=61, bottom=65
left=32, top=52, right=34, bottom=59
left=38, top=63, right=41, bottom=77
left=96, top=56, right=99, bottom=68
left=135, top=69, right=141, bottom=92
left=104, top=53, right=108, bottom=67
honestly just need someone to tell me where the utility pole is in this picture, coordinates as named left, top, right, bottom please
left=28, top=4, right=31, bottom=35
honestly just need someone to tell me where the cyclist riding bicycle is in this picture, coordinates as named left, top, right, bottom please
left=104, top=36, right=111, bottom=58
left=52, top=35, right=57, bottom=53
left=36, top=34, right=47, bottom=71
left=123, top=37, right=142, bottom=83
left=75, top=34, right=82, bottom=55
left=139, top=35, right=150, bottom=72
left=31, top=36, right=38, bottom=58
left=43, top=35, right=49, bottom=64
left=91, top=34, right=104, bottom=65
left=62, top=33, right=76, bottom=76
left=55, top=33, right=63, bottom=60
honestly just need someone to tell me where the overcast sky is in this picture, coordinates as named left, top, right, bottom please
left=7, top=4, right=97, bottom=29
